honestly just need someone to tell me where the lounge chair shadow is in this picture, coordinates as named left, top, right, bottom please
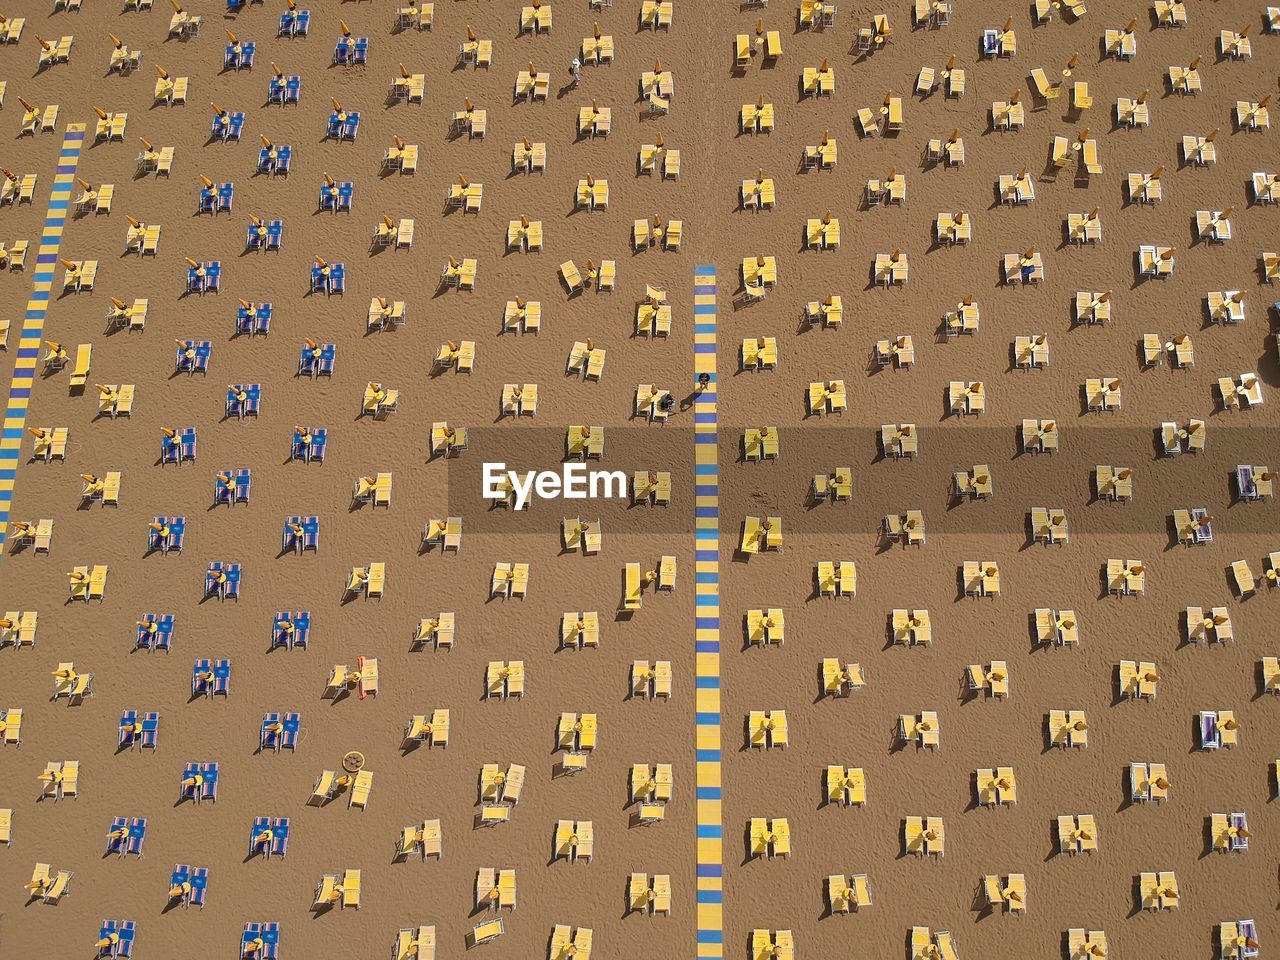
left=1126, top=879, right=1145, bottom=918
left=1043, top=821, right=1060, bottom=862
left=971, top=885, right=994, bottom=921
left=963, top=774, right=981, bottom=812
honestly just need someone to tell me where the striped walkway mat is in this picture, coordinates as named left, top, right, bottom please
left=0, top=124, right=85, bottom=550
left=692, top=264, right=723, bottom=958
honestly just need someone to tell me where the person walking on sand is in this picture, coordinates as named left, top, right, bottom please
left=569, top=56, right=581, bottom=86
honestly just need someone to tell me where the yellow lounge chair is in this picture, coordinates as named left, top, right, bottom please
left=349, top=770, right=373, bottom=809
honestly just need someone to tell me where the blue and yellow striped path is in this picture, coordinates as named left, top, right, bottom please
left=692, top=264, right=723, bottom=958
left=0, top=124, right=85, bottom=550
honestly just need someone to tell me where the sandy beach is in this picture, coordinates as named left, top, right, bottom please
left=1, top=1, right=1279, bottom=958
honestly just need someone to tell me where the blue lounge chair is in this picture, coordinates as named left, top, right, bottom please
left=236, top=302, right=271, bottom=336
left=266, top=75, right=302, bottom=105
left=225, top=40, right=255, bottom=70
left=201, top=765, right=218, bottom=801
left=319, top=181, right=355, bottom=212
left=190, top=866, right=209, bottom=906
left=116, top=920, right=136, bottom=959
left=217, top=183, right=234, bottom=212
left=309, top=429, right=328, bottom=461
left=99, top=919, right=119, bottom=958
left=192, top=658, right=213, bottom=697
left=128, top=712, right=155, bottom=747
left=205, top=562, right=241, bottom=600
left=249, top=816, right=272, bottom=855
left=354, top=38, right=369, bottom=64
left=298, top=342, right=333, bottom=376
left=169, top=864, right=191, bottom=904
left=292, top=611, right=311, bottom=646
left=261, top=713, right=300, bottom=751
left=1230, top=812, right=1249, bottom=852
left=176, top=340, right=211, bottom=375
left=1237, top=464, right=1267, bottom=501
left=212, top=658, right=231, bottom=694
left=233, top=468, right=251, bottom=502
left=119, top=710, right=136, bottom=746
left=266, top=220, right=283, bottom=250
left=281, top=515, right=319, bottom=552
left=168, top=516, right=186, bottom=552
left=326, top=111, right=344, bottom=138
left=121, top=711, right=159, bottom=748
left=170, top=864, right=207, bottom=906
left=291, top=427, right=328, bottom=463
left=227, top=113, right=246, bottom=141
left=103, top=816, right=144, bottom=856
left=257, top=144, right=292, bottom=174
left=225, top=381, right=244, bottom=414
left=282, top=517, right=303, bottom=553
left=178, top=428, right=198, bottom=461
left=328, top=263, right=345, bottom=294
left=271, top=818, right=290, bottom=856
left=291, top=429, right=313, bottom=460
left=342, top=113, right=361, bottom=141
left=311, top=263, right=330, bottom=292
left=106, top=816, right=130, bottom=855
left=136, top=614, right=174, bottom=651
left=315, top=343, right=335, bottom=374
left=197, top=185, right=216, bottom=214
left=213, top=471, right=235, bottom=505
left=333, top=38, right=356, bottom=65
left=226, top=384, right=261, bottom=418
left=99, top=919, right=136, bottom=958
left=1200, top=711, right=1221, bottom=749
left=148, top=516, right=184, bottom=554
left=282, top=713, right=301, bottom=749
left=211, top=112, right=232, bottom=139
left=242, top=922, right=281, bottom=958
left=266, top=72, right=298, bottom=102
left=186, top=261, right=220, bottom=293
left=1190, top=507, right=1213, bottom=542
left=126, top=817, right=146, bottom=855
left=272, top=610, right=310, bottom=649
left=1239, top=920, right=1259, bottom=958
left=261, top=712, right=282, bottom=750
left=279, top=6, right=309, bottom=35
left=140, top=712, right=159, bottom=748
